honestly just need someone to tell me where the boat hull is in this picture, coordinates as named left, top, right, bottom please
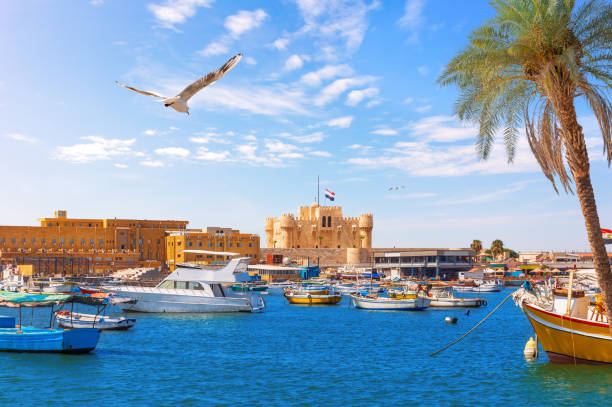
left=284, top=293, right=342, bottom=305
left=351, top=296, right=430, bottom=310
left=429, top=298, right=485, bottom=307
left=56, top=312, right=136, bottom=330
left=0, top=327, right=100, bottom=353
left=109, top=287, right=258, bottom=313
left=522, top=303, right=612, bottom=364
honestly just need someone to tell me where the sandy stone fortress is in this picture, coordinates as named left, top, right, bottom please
left=265, top=203, right=373, bottom=249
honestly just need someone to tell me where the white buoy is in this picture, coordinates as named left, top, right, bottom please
left=524, top=336, right=538, bottom=360
left=445, top=316, right=458, bottom=324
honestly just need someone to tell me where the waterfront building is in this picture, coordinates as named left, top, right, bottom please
left=265, top=203, right=373, bottom=249
left=0, top=210, right=188, bottom=276
left=165, top=227, right=260, bottom=270
left=372, top=248, right=475, bottom=280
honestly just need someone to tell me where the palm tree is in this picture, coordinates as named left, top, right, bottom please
left=471, top=239, right=483, bottom=261
left=491, top=239, right=505, bottom=260
left=438, top=0, right=612, bottom=330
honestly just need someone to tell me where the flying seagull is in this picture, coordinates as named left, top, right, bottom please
left=116, top=53, right=242, bottom=115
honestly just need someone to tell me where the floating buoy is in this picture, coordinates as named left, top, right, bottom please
left=445, top=316, right=458, bottom=324
left=524, top=337, right=538, bottom=360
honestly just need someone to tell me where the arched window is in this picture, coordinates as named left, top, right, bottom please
left=322, top=217, right=326, bottom=227
left=328, top=216, right=332, bottom=227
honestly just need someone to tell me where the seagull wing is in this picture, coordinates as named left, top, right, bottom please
left=178, top=53, right=242, bottom=101
left=115, top=81, right=167, bottom=98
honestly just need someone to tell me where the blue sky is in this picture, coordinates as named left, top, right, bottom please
left=1, top=0, right=610, bottom=251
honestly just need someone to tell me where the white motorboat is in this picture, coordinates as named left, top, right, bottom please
left=473, top=279, right=504, bottom=292
left=428, top=287, right=486, bottom=307
left=55, top=311, right=136, bottom=330
left=104, top=256, right=265, bottom=313
left=1, top=266, right=25, bottom=292
left=350, top=295, right=430, bottom=310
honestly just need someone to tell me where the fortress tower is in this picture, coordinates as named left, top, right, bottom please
left=265, top=203, right=373, bottom=249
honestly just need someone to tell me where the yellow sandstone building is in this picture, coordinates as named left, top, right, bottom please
left=165, top=226, right=260, bottom=270
left=0, top=211, right=259, bottom=276
left=265, top=203, right=373, bottom=249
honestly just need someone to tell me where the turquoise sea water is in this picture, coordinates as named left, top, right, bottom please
left=1, top=289, right=611, bottom=406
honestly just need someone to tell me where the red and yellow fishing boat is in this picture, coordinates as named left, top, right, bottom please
left=515, top=285, right=611, bottom=364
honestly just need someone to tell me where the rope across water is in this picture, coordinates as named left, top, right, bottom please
left=429, top=291, right=515, bottom=357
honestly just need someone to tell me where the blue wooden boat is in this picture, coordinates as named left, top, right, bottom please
left=0, top=293, right=100, bottom=353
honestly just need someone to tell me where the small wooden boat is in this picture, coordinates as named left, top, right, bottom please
left=387, top=288, right=417, bottom=299
left=350, top=295, right=430, bottom=310
left=284, top=291, right=342, bottom=305
left=55, top=311, right=136, bottom=330
left=515, top=286, right=611, bottom=364
left=428, top=287, right=486, bottom=308
left=473, top=279, right=504, bottom=292
left=285, top=284, right=331, bottom=296
left=452, top=280, right=478, bottom=292
left=0, top=293, right=100, bottom=353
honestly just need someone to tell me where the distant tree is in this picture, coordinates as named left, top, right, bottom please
left=491, top=240, right=504, bottom=260
left=470, top=239, right=483, bottom=253
left=360, top=234, right=366, bottom=248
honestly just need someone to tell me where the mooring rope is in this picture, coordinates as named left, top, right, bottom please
left=429, top=291, right=514, bottom=357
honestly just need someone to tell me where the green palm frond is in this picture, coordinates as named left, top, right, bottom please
left=437, top=0, right=612, bottom=193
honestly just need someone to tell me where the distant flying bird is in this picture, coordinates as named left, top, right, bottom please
left=115, top=53, right=242, bottom=115
left=388, top=185, right=406, bottom=191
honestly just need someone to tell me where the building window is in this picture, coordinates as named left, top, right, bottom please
left=322, top=217, right=326, bottom=227
left=328, top=216, right=332, bottom=227
left=208, top=242, right=212, bottom=247
left=99, top=238, right=104, bottom=246
left=177, top=241, right=182, bottom=246
left=228, top=243, right=232, bottom=247
left=1, top=237, right=4, bottom=245
left=249, top=243, right=254, bottom=247
left=21, top=237, right=26, bottom=244
left=60, top=238, right=65, bottom=246
left=139, top=238, right=143, bottom=246
left=187, top=242, right=192, bottom=247
left=80, top=238, right=85, bottom=246
left=90, top=239, right=94, bottom=246
left=40, top=237, right=45, bottom=245
left=88, top=223, right=92, bottom=227
left=11, top=237, right=16, bottom=245
left=197, top=242, right=202, bottom=247
left=51, top=238, right=56, bottom=245
left=31, top=238, right=36, bottom=244
left=218, top=242, right=223, bottom=247
left=237, top=243, right=242, bottom=248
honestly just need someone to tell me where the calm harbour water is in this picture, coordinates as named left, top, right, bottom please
left=1, top=289, right=611, bottom=406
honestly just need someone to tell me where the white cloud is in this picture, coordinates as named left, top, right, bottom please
left=371, top=128, right=397, bottom=136
left=279, top=131, right=325, bottom=143
left=284, top=54, right=305, bottom=71
left=398, top=0, right=426, bottom=42
left=140, top=160, right=165, bottom=167
left=327, top=116, right=353, bottom=128
left=113, top=163, right=128, bottom=169
left=272, top=37, right=290, bottom=50
left=440, top=182, right=530, bottom=205
left=347, top=143, right=372, bottom=152
left=244, top=135, right=257, bottom=141
left=148, top=0, right=214, bottom=29
left=143, top=129, right=157, bottom=136
left=195, top=146, right=231, bottom=161
left=311, top=150, right=332, bottom=157
left=265, top=140, right=300, bottom=154
left=417, top=65, right=429, bottom=76
left=300, top=64, right=353, bottom=87
left=200, top=41, right=229, bottom=56
left=200, top=9, right=268, bottom=56
left=154, top=147, right=190, bottom=158
left=406, top=115, right=475, bottom=142
left=225, top=9, right=268, bottom=37
left=55, top=136, right=137, bottom=163
left=91, top=0, right=104, bottom=6
left=244, top=56, right=257, bottom=65
left=5, top=133, right=37, bottom=143
left=188, top=132, right=231, bottom=144
left=346, top=87, right=378, bottom=106
left=315, top=75, right=377, bottom=106
left=414, top=104, right=432, bottom=113
left=293, top=0, right=380, bottom=53
left=404, top=97, right=414, bottom=104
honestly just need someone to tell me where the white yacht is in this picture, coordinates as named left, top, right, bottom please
left=104, top=256, right=265, bottom=313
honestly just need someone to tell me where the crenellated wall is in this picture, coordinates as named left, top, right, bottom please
left=265, top=203, right=373, bottom=249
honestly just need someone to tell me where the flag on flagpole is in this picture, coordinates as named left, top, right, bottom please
left=325, top=189, right=335, bottom=201
left=603, top=228, right=612, bottom=244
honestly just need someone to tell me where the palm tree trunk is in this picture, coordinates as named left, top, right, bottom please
left=553, top=91, right=612, bottom=334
